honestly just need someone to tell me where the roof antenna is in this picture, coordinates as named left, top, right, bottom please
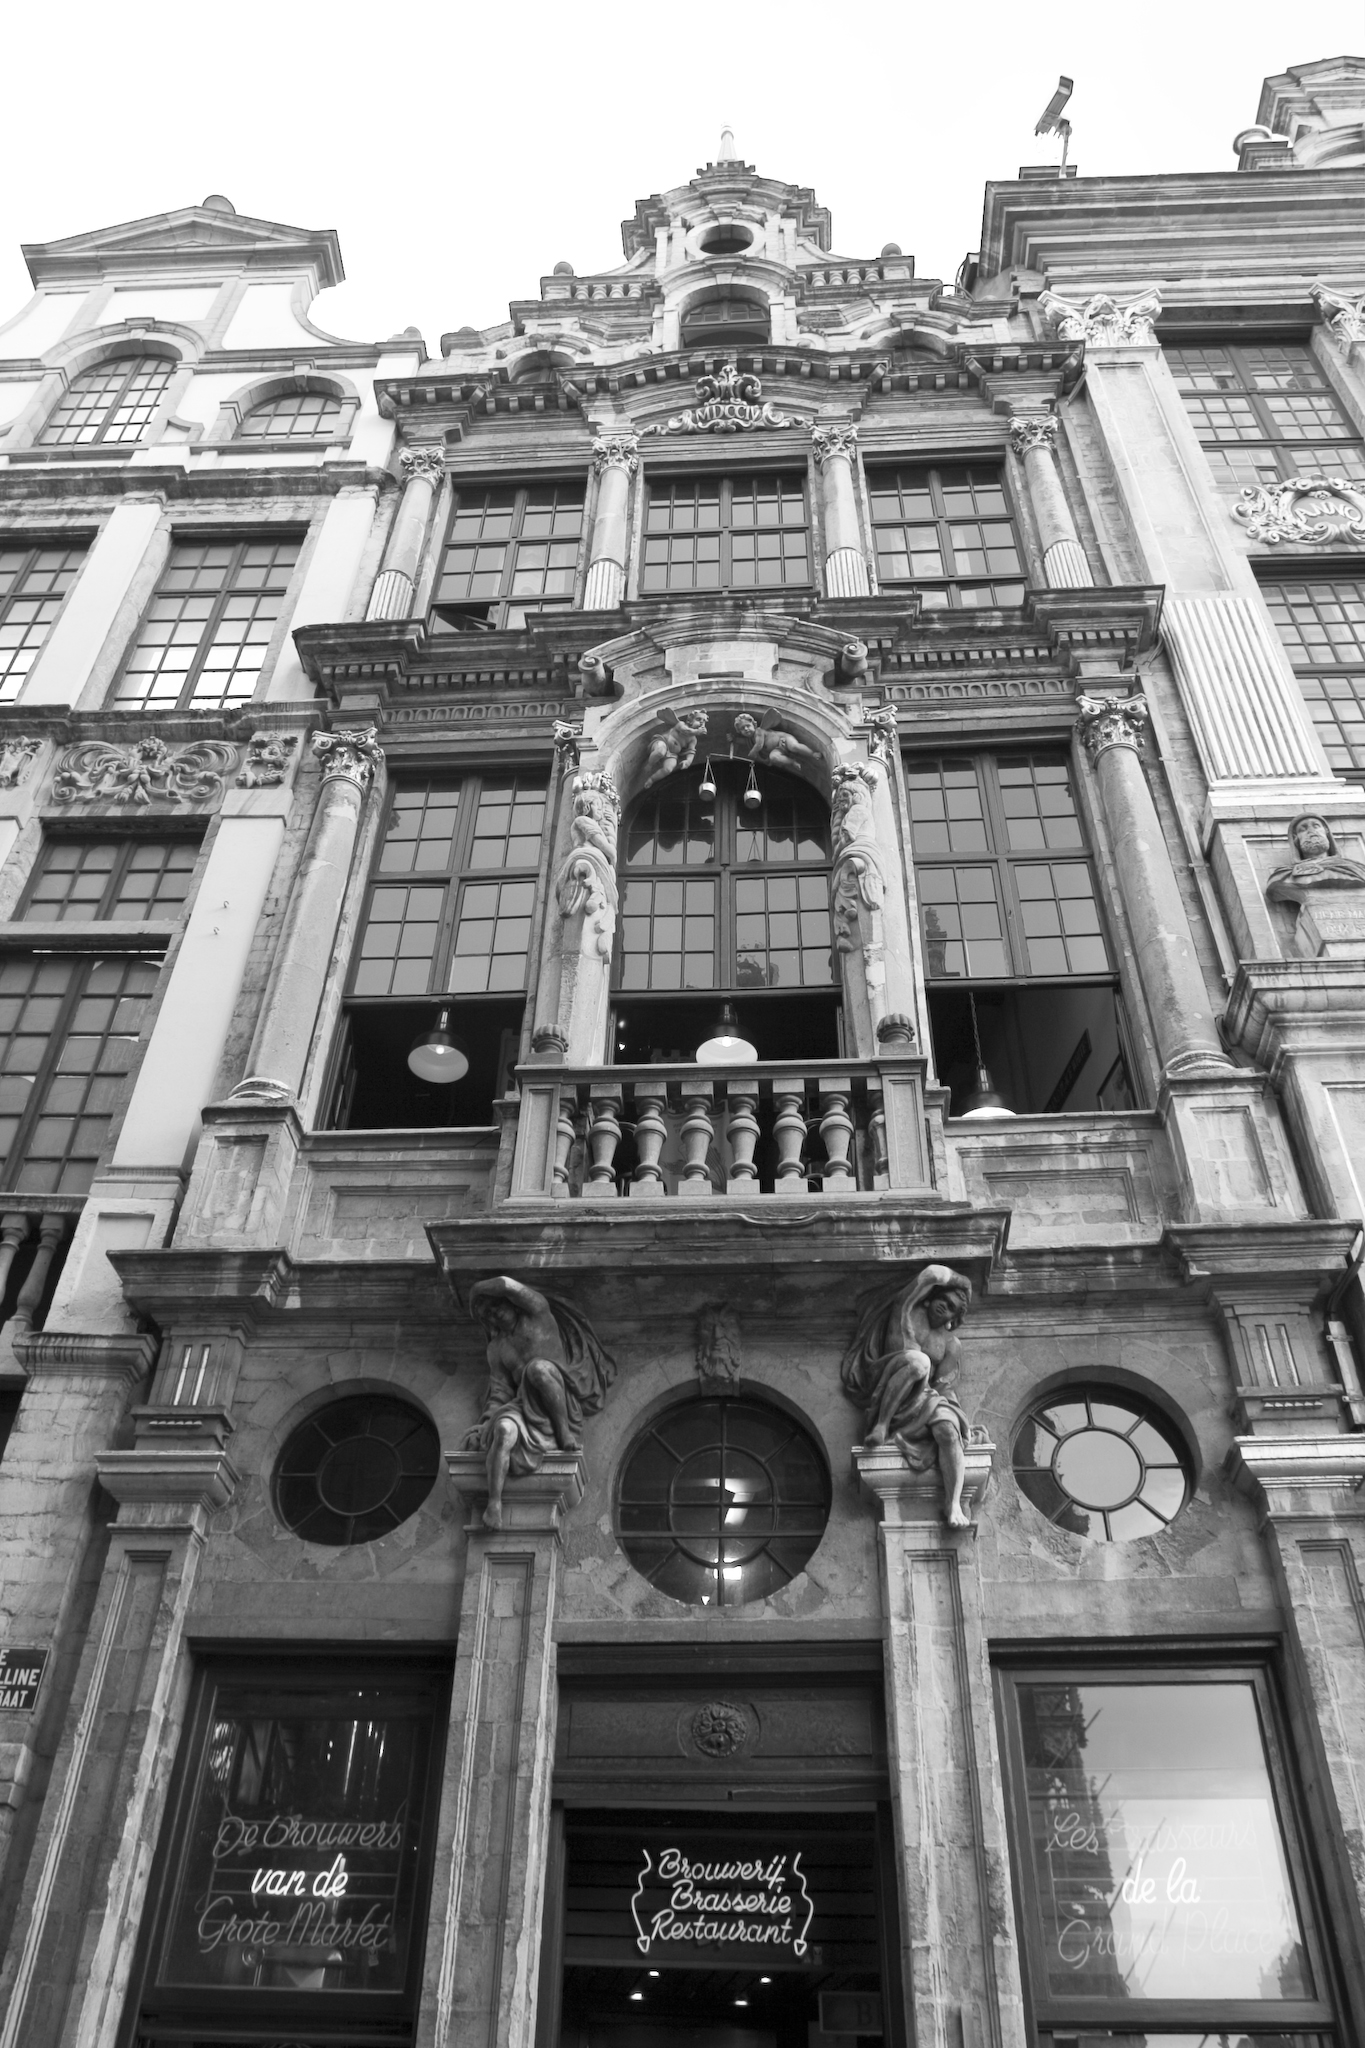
left=1035, top=76, right=1074, bottom=171
left=718, top=123, right=737, bottom=162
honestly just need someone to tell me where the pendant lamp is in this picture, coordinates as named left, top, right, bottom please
left=958, top=991, right=1015, bottom=1119
left=407, top=1006, right=470, bottom=1085
left=696, top=1001, right=758, bottom=1065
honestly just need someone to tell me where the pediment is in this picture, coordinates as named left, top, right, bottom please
left=24, top=203, right=342, bottom=290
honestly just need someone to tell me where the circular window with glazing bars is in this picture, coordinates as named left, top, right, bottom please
left=1012, top=1386, right=1190, bottom=1542
left=616, top=1395, right=830, bottom=1607
left=274, top=1395, right=441, bottom=1546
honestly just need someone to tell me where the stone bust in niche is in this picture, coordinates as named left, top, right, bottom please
left=1266, top=815, right=1365, bottom=903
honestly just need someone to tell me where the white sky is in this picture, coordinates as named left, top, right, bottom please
left=3, top=0, right=1362, bottom=355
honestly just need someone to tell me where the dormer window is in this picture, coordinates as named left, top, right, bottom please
left=39, top=355, right=174, bottom=447
left=237, top=389, right=343, bottom=440
left=680, top=293, right=770, bottom=348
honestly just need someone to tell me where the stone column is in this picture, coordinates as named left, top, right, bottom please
left=1007, top=414, right=1092, bottom=588
left=365, top=447, right=445, bottom=621
left=811, top=424, right=871, bottom=598
left=420, top=1452, right=584, bottom=2048
left=1041, top=289, right=1339, bottom=805
left=233, top=725, right=383, bottom=1101
left=1074, top=693, right=1226, bottom=1075
left=855, top=1445, right=1026, bottom=2048
left=583, top=436, right=639, bottom=611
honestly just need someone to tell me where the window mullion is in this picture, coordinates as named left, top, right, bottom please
left=978, top=755, right=1031, bottom=977
left=104, top=842, right=135, bottom=919
left=178, top=545, right=236, bottom=709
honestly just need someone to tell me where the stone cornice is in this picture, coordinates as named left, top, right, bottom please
left=95, top=1446, right=240, bottom=1513
left=1224, top=957, right=1365, bottom=1068
left=1226, top=1432, right=1365, bottom=1521
left=1163, top=1219, right=1361, bottom=1289
left=17, top=1330, right=157, bottom=1383
left=853, top=1440, right=996, bottom=1527
left=447, top=1449, right=585, bottom=1536
left=0, top=460, right=384, bottom=508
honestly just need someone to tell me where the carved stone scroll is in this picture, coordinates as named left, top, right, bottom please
left=53, top=736, right=238, bottom=809
left=235, top=731, right=300, bottom=788
left=640, top=361, right=793, bottom=436
left=1234, top=476, right=1365, bottom=546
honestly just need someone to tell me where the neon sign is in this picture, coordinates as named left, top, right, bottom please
left=631, top=1846, right=815, bottom=1956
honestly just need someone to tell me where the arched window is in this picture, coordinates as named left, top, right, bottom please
left=680, top=293, right=770, bottom=347
left=612, top=759, right=839, bottom=1062
left=40, top=355, right=174, bottom=447
left=237, top=389, right=344, bottom=440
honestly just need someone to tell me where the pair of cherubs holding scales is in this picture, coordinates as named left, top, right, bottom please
left=465, top=1278, right=616, bottom=1528
left=841, top=1264, right=974, bottom=1527
left=638, top=706, right=820, bottom=792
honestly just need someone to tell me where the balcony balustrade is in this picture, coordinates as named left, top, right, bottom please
left=0, top=1199, right=79, bottom=1365
left=508, top=1057, right=935, bottom=1201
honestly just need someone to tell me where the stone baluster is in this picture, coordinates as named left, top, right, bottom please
left=817, top=1085, right=856, bottom=1189
left=773, top=1089, right=809, bottom=1196
left=365, top=447, right=445, bottom=620
left=0, top=1212, right=30, bottom=1307
left=631, top=1082, right=669, bottom=1199
left=1007, top=414, right=1093, bottom=588
left=583, top=1089, right=624, bottom=1199
left=233, top=726, right=384, bottom=1103
left=866, top=1085, right=890, bottom=1188
left=1074, top=694, right=1226, bottom=1075
left=811, top=423, right=871, bottom=597
left=551, top=1090, right=578, bottom=1199
left=583, top=436, right=639, bottom=611
left=678, top=1082, right=715, bottom=1199
left=724, top=1086, right=760, bottom=1194
left=0, top=1213, right=64, bottom=1369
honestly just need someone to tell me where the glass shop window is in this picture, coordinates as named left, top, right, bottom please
left=431, top=480, right=585, bottom=631
left=328, top=768, right=548, bottom=1130
left=551, top=1808, right=904, bottom=2048
left=1166, top=340, right=1365, bottom=490
left=868, top=462, right=1026, bottom=608
left=999, top=1667, right=1339, bottom=2042
left=126, top=1657, right=446, bottom=2048
left=905, top=749, right=1135, bottom=1115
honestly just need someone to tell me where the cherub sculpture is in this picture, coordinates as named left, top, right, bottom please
left=733, top=711, right=820, bottom=774
left=840, top=1264, right=974, bottom=1527
left=464, top=1277, right=616, bottom=1529
left=640, top=708, right=708, bottom=791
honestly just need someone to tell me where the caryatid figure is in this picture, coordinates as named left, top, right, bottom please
left=840, top=1264, right=975, bottom=1527
left=465, top=1277, right=616, bottom=1528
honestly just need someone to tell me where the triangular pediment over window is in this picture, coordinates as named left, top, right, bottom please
left=22, top=198, right=343, bottom=291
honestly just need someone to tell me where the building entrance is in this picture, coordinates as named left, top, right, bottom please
left=554, top=1810, right=892, bottom=2048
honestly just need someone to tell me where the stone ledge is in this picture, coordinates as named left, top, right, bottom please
left=446, top=1449, right=585, bottom=1535
left=1226, top=1432, right=1365, bottom=1517
left=95, top=1446, right=240, bottom=1512
left=853, top=1439, right=996, bottom=1529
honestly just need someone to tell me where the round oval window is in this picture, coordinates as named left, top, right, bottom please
left=616, top=1396, right=830, bottom=1607
left=1012, top=1387, right=1190, bottom=1542
left=274, top=1395, right=441, bottom=1546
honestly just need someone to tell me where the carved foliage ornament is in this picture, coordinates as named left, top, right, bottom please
left=54, top=735, right=238, bottom=808
left=1311, top=281, right=1365, bottom=347
left=313, top=725, right=383, bottom=791
left=1075, top=692, right=1149, bottom=760
left=691, top=1702, right=750, bottom=1757
left=810, top=422, right=858, bottom=469
left=1008, top=414, right=1059, bottom=457
left=1233, top=476, right=1365, bottom=547
left=641, top=361, right=793, bottom=437
left=1039, top=288, right=1161, bottom=346
left=236, top=731, right=300, bottom=788
left=591, top=434, right=640, bottom=477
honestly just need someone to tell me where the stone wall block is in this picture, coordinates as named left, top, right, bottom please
left=1160, top=1073, right=1308, bottom=1222
left=174, top=1103, right=302, bottom=1249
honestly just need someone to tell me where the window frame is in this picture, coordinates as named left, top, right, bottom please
left=431, top=477, right=587, bottom=630
left=1166, top=337, right=1365, bottom=488
left=234, top=387, right=346, bottom=443
left=112, top=529, right=305, bottom=711
left=0, top=536, right=88, bottom=702
left=867, top=459, right=1027, bottom=609
left=904, top=747, right=1116, bottom=989
left=16, top=829, right=203, bottom=925
left=994, top=1652, right=1342, bottom=2040
left=638, top=466, right=814, bottom=598
left=1260, top=568, right=1365, bottom=777
left=38, top=352, right=177, bottom=449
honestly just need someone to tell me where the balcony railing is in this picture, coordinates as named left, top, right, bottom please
left=508, top=1058, right=936, bottom=1201
left=0, top=1199, right=80, bottom=1365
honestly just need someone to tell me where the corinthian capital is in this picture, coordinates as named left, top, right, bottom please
left=1075, top=693, right=1149, bottom=760
left=313, top=724, right=384, bottom=791
left=1039, top=288, right=1161, bottom=346
left=1311, top=281, right=1365, bottom=347
left=1008, top=413, right=1059, bottom=457
left=810, top=422, right=859, bottom=470
left=592, top=434, right=640, bottom=478
left=400, top=446, right=446, bottom=486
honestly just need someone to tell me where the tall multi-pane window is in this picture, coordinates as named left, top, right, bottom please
left=1263, top=576, right=1365, bottom=775
left=332, top=771, right=549, bottom=1132
left=39, top=356, right=175, bottom=448
left=611, top=761, right=837, bottom=1063
left=641, top=474, right=811, bottom=594
left=906, top=750, right=1132, bottom=1114
left=0, top=542, right=85, bottom=702
left=0, top=954, right=160, bottom=1193
left=19, top=837, right=200, bottom=923
left=236, top=390, right=343, bottom=440
left=431, top=483, right=583, bottom=630
left=1167, top=341, right=1365, bottom=488
left=868, top=464, right=1026, bottom=607
left=114, top=536, right=301, bottom=709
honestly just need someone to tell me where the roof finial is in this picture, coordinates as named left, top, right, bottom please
left=718, top=123, right=737, bottom=162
